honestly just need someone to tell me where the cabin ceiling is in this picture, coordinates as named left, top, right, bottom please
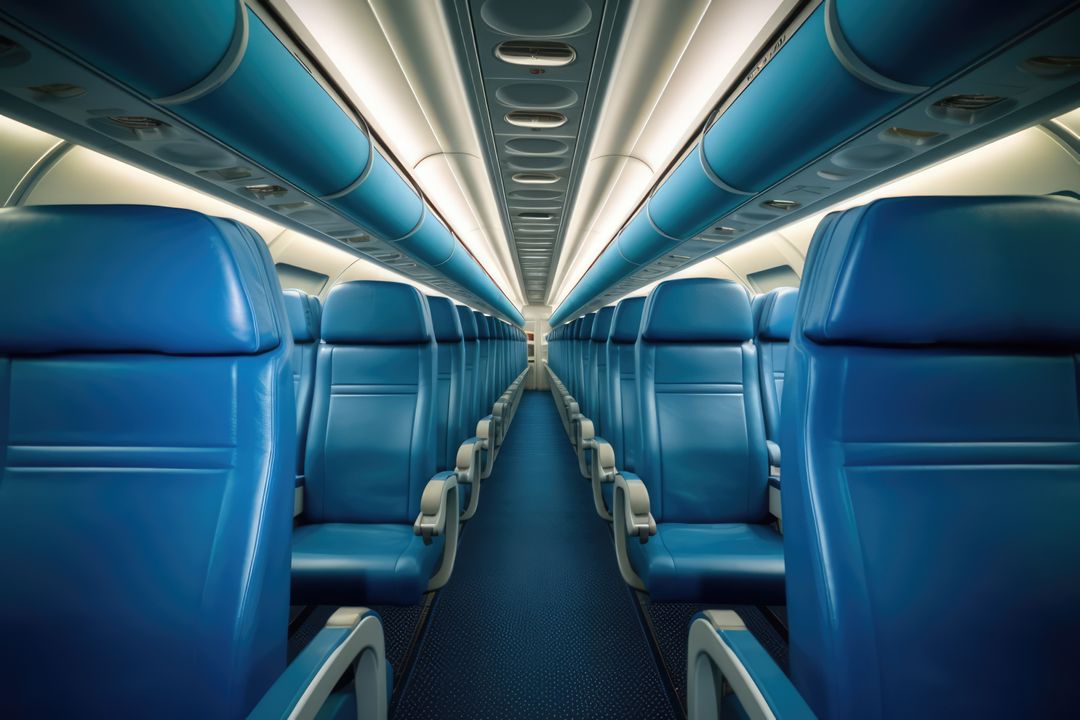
left=444, top=0, right=628, bottom=306
left=274, top=0, right=792, bottom=315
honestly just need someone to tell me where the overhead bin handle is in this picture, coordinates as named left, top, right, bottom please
left=153, top=0, right=250, bottom=106
left=822, top=0, right=929, bottom=95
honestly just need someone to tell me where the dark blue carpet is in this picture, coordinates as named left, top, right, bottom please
left=392, top=392, right=679, bottom=719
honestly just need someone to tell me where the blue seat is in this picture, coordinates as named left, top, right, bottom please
left=612, top=278, right=784, bottom=603
left=456, top=305, right=481, bottom=431
left=283, top=288, right=321, bottom=476
left=594, top=296, right=646, bottom=517
left=0, top=205, right=387, bottom=718
left=575, top=307, right=615, bottom=478
left=475, top=311, right=493, bottom=411
left=426, top=296, right=466, bottom=473
left=754, top=287, right=798, bottom=459
left=588, top=306, right=615, bottom=436
left=292, top=281, right=459, bottom=606
left=575, top=313, right=596, bottom=418
left=689, top=195, right=1080, bottom=720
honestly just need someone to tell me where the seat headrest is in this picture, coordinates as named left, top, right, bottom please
left=456, top=305, right=478, bottom=340
left=758, top=287, right=798, bottom=342
left=576, top=313, right=595, bottom=340
left=0, top=205, right=284, bottom=355
left=322, top=280, right=432, bottom=345
left=610, top=296, right=646, bottom=344
left=591, top=306, right=615, bottom=342
left=426, top=296, right=463, bottom=343
left=641, top=278, right=752, bottom=343
left=475, top=312, right=492, bottom=339
left=800, top=196, right=1080, bottom=347
left=283, top=289, right=321, bottom=343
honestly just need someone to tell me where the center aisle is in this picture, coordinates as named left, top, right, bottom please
left=393, top=391, right=679, bottom=719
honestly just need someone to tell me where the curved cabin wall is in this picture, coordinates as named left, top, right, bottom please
left=0, top=115, right=452, bottom=301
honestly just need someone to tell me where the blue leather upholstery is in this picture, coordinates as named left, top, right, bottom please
left=632, top=278, right=783, bottom=603
left=284, top=289, right=322, bottom=475
left=576, top=313, right=596, bottom=417
left=474, top=311, right=492, bottom=414
left=456, top=305, right=480, bottom=428
left=0, top=205, right=294, bottom=717
left=426, top=296, right=465, bottom=472
left=605, top=297, right=646, bottom=479
left=589, top=306, right=615, bottom=434
left=291, top=524, right=443, bottom=607
left=755, top=287, right=798, bottom=444
left=321, top=281, right=432, bottom=344
left=566, top=318, right=581, bottom=398
left=293, top=280, right=441, bottom=605
left=783, top=196, right=1080, bottom=718
left=640, top=279, right=753, bottom=343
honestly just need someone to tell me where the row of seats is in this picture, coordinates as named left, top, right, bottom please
left=547, top=281, right=797, bottom=604
left=284, top=281, right=528, bottom=606
left=687, top=194, right=1080, bottom=718
left=555, top=194, right=1080, bottom=718
left=0, top=204, right=527, bottom=718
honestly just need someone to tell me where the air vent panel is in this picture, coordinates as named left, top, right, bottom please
left=505, top=111, right=567, bottom=129
left=496, top=40, right=577, bottom=67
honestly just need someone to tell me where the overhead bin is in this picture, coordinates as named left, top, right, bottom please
left=2, top=0, right=237, bottom=99
left=1, top=0, right=523, bottom=325
left=833, top=0, right=1075, bottom=88
left=647, top=151, right=745, bottom=240
left=551, top=0, right=1078, bottom=326
left=181, top=9, right=371, bottom=198
left=396, top=212, right=455, bottom=267
left=701, top=5, right=899, bottom=197
left=330, top=151, right=425, bottom=241
left=553, top=237, right=640, bottom=326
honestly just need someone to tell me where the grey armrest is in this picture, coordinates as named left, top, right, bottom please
left=476, top=416, right=496, bottom=479
left=575, top=417, right=596, bottom=479
left=248, top=607, right=387, bottom=720
left=687, top=610, right=814, bottom=720
left=611, top=473, right=656, bottom=591
left=412, top=473, right=460, bottom=590
left=766, top=440, right=781, bottom=469
left=455, top=438, right=483, bottom=520
left=589, top=436, right=617, bottom=520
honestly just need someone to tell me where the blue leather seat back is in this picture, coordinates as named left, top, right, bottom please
left=755, top=287, right=798, bottom=442
left=456, top=305, right=480, bottom=428
left=566, top=317, right=580, bottom=397
left=576, top=313, right=596, bottom=416
left=426, top=296, right=465, bottom=471
left=0, top=205, right=294, bottom=718
left=474, top=311, right=492, bottom=413
left=284, top=288, right=321, bottom=474
left=606, top=296, right=646, bottom=472
left=784, top=196, right=1080, bottom=718
left=590, top=306, right=615, bottom=434
left=637, top=278, right=769, bottom=523
left=304, top=280, right=436, bottom=524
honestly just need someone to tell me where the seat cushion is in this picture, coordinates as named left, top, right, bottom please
left=601, top=482, right=614, bottom=513
left=291, top=524, right=444, bottom=605
left=627, top=523, right=784, bottom=603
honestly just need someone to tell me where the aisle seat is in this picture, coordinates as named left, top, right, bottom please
left=292, top=281, right=459, bottom=606
left=611, top=278, right=784, bottom=604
